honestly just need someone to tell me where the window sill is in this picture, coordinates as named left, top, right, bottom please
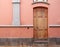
left=32, top=2, right=50, bottom=5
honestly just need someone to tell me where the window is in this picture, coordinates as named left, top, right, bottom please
left=34, top=0, right=47, bottom=2
left=12, top=0, right=20, bottom=26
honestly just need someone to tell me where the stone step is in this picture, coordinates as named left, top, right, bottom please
left=34, top=40, right=48, bottom=44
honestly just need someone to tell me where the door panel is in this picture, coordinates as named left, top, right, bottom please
left=33, top=7, right=48, bottom=39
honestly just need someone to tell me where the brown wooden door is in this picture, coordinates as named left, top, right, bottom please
left=33, top=7, right=48, bottom=39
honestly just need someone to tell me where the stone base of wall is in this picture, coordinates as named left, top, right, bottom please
left=0, top=38, right=60, bottom=47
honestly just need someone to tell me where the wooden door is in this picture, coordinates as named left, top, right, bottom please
left=33, top=7, right=48, bottom=39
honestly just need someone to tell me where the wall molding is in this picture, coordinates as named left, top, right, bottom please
left=0, top=25, right=60, bottom=28
left=49, top=25, right=60, bottom=28
left=0, top=25, right=33, bottom=28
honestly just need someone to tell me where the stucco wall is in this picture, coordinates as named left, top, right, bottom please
left=0, top=27, right=33, bottom=38
left=20, top=0, right=33, bottom=25
left=0, top=0, right=12, bottom=25
left=48, top=28, right=60, bottom=38
left=48, top=0, right=60, bottom=38
left=48, top=0, right=60, bottom=25
left=0, top=0, right=60, bottom=38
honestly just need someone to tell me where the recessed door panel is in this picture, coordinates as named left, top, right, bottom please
left=37, top=18, right=48, bottom=29
left=37, top=18, right=45, bottom=29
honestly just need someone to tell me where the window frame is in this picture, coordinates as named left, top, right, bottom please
left=33, top=0, right=48, bottom=2
left=12, top=1, right=20, bottom=26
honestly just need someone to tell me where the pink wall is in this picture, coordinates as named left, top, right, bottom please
left=20, top=0, right=60, bottom=38
left=48, top=28, right=60, bottom=38
left=48, top=0, right=60, bottom=38
left=0, top=28, right=33, bottom=38
left=0, top=0, right=60, bottom=38
left=20, top=0, right=33, bottom=25
left=48, top=0, right=60, bottom=25
left=0, top=0, right=12, bottom=25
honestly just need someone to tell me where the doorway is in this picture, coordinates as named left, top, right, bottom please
left=33, top=7, right=48, bottom=39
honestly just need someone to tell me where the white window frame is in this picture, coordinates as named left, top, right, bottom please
left=34, top=0, right=47, bottom=2
left=12, top=0, right=20, bottom=26
left=12, top=0, right=20, bottom=2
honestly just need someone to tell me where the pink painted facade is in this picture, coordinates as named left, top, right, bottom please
left=0, top=0, right=60, bottom=38
left=0, top=0, right=12, bottom=25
